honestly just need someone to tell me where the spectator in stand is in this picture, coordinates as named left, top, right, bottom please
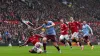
left=0, top=0, right=100, bottom=44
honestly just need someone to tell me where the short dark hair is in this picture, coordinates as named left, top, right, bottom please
left=29, top=31, right=34, bottom=35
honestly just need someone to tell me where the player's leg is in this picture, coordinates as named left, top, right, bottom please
left=74, top=32, right=84, bottom=50
left=29, top=49, right=37, bottom=53
left=67, top=40, right=72, bottom=48
left=35, top=42, right=43, bottom=53
left=42, top=37, right=47, bottom=53
left=50, top=35, right=61, bottom=53
left=29, top=42, right=43, bottom=53
left=7, top=38, right=12, bottom=46
left=76, top=38, right=84, bottom=50
left=88, top=41, right=94, bottom=49
left=59, top=35, right=66, bottom=45
left=29, top=48, right=43, bottom=53
left=79, top=37, right=84, bottom=45
left=84, top=36, right=94, bottom=49
left=64, top=35, right=72, bottom=48
left=71, top=32, right=79, bottom=46
left=73, top=32, right=80, bottom=46
left=84, top=36, right=92, bottom=46
left=75, top=32, right=80, bottom=46
left=35, top=42, right=43, bottom=48
left=29, top=47, right=37, bottom=53
left=53, top=42, right=61, bottom=53
left=76, top=38, right=81, bottom=46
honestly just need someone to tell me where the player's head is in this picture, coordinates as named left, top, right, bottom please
left=83, top=21, right=86, bottom=24
left=43, top=19, right=48, bottom=24
left=60, top=19, right=64, bottom=23
left=29, top=31, right=34, bottom=36
left=70, top=17, right=74, bottom=21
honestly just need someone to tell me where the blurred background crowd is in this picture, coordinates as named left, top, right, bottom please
left=0, top=0, right=100, bottom=44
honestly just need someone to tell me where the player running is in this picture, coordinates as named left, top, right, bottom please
left=68, top=17, right=84, bottom=50
left=34, top=19, right=61, bottom=53
left=20, top=31, right=43, bottom=53
left=59, top=19, right=72, bottom=48
left=82, top=21, right=94, bottom=49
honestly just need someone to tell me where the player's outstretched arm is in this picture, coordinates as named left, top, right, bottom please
left=34, top=25, right=43, bottom=30
left=19, top=39, right=30, bottom=47
left=88, top=25, right=93, bottom=35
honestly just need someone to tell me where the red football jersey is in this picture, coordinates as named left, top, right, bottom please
left=60, top=23, right=68, bottom=35
left=24, top=34, right=42, bottom=45
left=68, top=21, right=81, bottom=34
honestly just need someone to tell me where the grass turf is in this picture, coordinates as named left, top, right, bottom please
left=0, top=45, right=100, bottom=56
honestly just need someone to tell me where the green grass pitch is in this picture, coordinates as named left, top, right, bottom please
left=0, top=45, right=100, bottom=56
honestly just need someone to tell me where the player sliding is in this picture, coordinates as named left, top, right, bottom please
left=59, top=19, right=72, bottom=48
left=82, top=21, right=94, bottom=49
left=68, top=17, right=84, bottom=50
left=19, top=31, right=43, bottom=54
left=34, top=19, right=61, bottom=53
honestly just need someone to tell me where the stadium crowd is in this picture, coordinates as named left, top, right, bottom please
left=0, top=0, right=100, bottom=44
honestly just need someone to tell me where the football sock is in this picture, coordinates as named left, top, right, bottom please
left=79, top=41, right=82, bottom=46
left=43, top=43, right=46, bottom=51
left=89, top=42, right=92, bottom=46
left=68, top=41, right=72, bottom=46
left=55, top=46, right=60, bottom=51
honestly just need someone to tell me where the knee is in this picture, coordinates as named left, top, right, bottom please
left=43, top=37, right=47, bottom=42
left=53, top=42, right=58, bottom=46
